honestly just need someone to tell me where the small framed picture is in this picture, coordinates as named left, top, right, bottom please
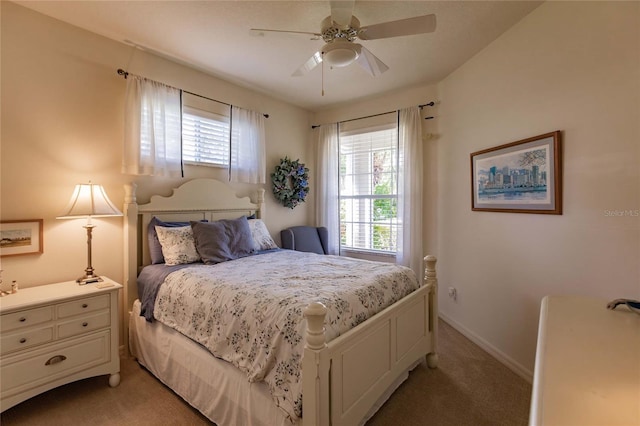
left=471, top=131, right=562, bottom=214
left=0, top=219, right=44, bottom=257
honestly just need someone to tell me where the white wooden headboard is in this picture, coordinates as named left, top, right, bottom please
left=123, top=178, right=265, bottom=312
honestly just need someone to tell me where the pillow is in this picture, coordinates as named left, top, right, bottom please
left=191, top=216, right=256, bottom=265
left=148, top=217, right=186, bottom=264
left=154, top=226, right=200, bottom=266
left=148, top=217, right=206, bottom=264
left=248, top=219, right=278, bottom=250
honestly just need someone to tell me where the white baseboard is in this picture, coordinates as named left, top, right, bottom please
left=439, top=313, right=533, bottom=383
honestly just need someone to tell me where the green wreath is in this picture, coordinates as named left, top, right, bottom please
left=271, top=157, right=309, bottom=209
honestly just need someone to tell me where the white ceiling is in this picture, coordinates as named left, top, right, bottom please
left=15, top=1, right=542, bottom=112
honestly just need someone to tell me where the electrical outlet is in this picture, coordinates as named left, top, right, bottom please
left=448, top=286, right=457, bottom=301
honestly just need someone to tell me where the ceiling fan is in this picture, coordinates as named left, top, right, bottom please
left=250, top=0, right=436, bottom=78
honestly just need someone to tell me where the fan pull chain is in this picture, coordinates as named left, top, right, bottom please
left=321, top=53, right=325, bottom=96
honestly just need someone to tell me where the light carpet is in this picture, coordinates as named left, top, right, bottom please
left=1, top=320, right=531, bottom=425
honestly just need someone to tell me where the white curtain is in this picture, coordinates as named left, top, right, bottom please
left=397, top=107, right=424, bottom=280
left=315, top=124, right=340, bottom=255
left=230, top=106, right=266, bottom=184
left=122, top=75, right=182, bottom=177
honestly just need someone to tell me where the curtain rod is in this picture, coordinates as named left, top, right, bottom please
left=310, top=101, right=436, bottom=129
left=116, top=69, right=269, bottom=118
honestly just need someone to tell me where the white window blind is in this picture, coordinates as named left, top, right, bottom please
left=339, top=124, right=399, bottom=253
left=182, top=105, right=230, bottom=167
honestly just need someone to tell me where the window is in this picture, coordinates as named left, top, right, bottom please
left=182, top=106, right=230, bottom=167
left=339, top=122, right=399, bottom=254
left=177, top=92, right=232, bottom=168
left=124, top=80, right=264, bottom=181
left=138, top=103, right=230, bottom=169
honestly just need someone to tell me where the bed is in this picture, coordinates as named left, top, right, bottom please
left=123, top=178, right=439, bottom=426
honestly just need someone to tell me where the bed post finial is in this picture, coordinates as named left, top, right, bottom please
left=424, top=255, right=437, bottom=287
left=256, top=188, right=265, bottom=219
left=304, top=302, right=327, bottom=350
left=124, top=182, right=137, bottom=204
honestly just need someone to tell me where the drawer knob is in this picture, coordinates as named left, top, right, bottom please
left=19, top=317, right=26, bottom=322
left=45, top=355, right=67, bottom=366
left=82, top=322, right=89, bottom=327
left=82, top=304, right=88, bottom=308
left=19, top=338, right=27, bottom=344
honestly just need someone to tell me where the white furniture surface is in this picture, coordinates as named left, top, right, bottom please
left=530, top=295, right=640, bottom=426
left=0, top=278, right=122, bottom=412
left=123, top=178, right=439, bottom=426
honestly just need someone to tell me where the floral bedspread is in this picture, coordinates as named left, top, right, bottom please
left=153, top=250, right=419, bottom=421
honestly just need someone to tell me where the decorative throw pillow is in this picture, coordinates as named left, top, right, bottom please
left=148, top=217, right=193, bottom=264
left=155, top=225, right=200, bottom=266
left=191, top=216, right=256, bottom=265
left=248, top=219, right=278, bottom=250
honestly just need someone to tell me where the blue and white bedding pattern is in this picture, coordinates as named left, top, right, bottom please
left=148, top=250, right=419, bottom=421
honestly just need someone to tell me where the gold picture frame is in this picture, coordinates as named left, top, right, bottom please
left=471, top=131, right=562, bottom=214
left=0, top=219, right=44, bottom=257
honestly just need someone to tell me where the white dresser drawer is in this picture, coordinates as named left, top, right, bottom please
left=0, top=278, right=121, bottom=412
left=0, top=330, right=111, bottom=399
left=57, top=294, right=109, bottom=318
left=1, top=327, right=54, bottom=355
left=0, top=306, right=54, bottom=333
left=57, top=311, right=110, bottom=339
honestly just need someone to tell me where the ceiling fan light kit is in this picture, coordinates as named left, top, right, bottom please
left=322, top=40, right=360, bottom=67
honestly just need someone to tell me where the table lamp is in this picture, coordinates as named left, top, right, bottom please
left=57, top=182, right=123, bottom=284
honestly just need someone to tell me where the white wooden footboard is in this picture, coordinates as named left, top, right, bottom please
left=302, top=256, right=439, bottom=426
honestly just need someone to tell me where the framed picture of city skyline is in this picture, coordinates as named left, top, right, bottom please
left=471, top=131, right=562, bottom=214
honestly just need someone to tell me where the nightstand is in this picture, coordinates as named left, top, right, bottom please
left=0, top=277, right=122, bottom=412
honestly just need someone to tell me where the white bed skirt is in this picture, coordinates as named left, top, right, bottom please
left=130, top=300, right=296, bottom=426
left=129, top=300, right=418, bottom=426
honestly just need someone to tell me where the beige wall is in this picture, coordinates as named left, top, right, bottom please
left=436, top=1, right=639, bottom=379
left=0, top=2, right=313, bottom=290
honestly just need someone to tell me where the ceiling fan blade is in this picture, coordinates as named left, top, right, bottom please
left=356, top=46, right=389, bottom=77
left=250, top=28, right=322, bottom=40
left=330, top=0, right=355, bottom=29
left=292, top=51, right=323, bottom=77
left=358, top=14, right=436, bottom=40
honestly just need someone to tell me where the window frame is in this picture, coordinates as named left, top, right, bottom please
left=338, top=122, right=400, bottom=255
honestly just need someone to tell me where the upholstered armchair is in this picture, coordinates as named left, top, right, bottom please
left=280, top=226, right=329, bottom=255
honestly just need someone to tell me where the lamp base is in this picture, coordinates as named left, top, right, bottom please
left=76, top=275, right=103, bottom=285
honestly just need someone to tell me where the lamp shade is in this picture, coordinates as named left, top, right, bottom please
left=57, top=183, right=123, bottom=219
